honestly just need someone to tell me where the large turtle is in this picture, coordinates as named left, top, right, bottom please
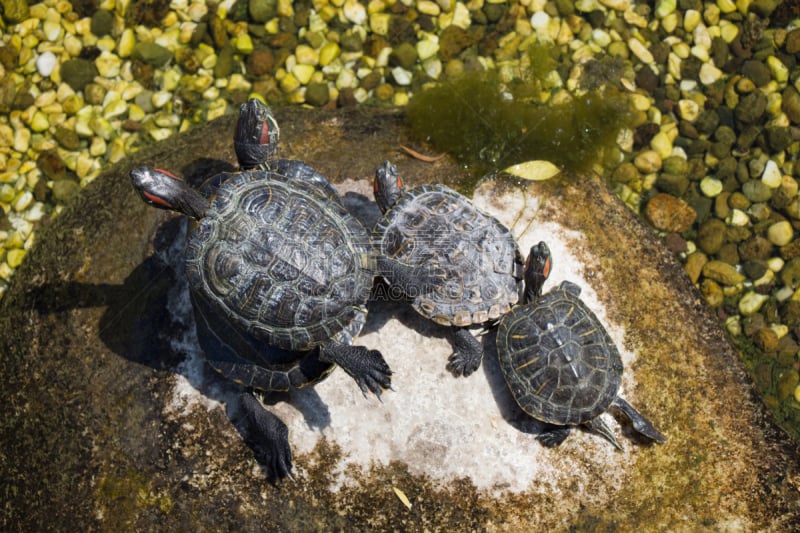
left=130, top=100, right=434, bottom=479
left=495, top=242, right=666, bottom=448
left=372, top=160, right=524, bottom=377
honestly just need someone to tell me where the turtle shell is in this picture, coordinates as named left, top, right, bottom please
left=373, top=183, right=522, bottom=326
left=495, top=281, right=623, bottom=426
left=185, top=169, right=374, bottom=351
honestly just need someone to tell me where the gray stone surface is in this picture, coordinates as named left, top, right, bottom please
left=0, top=107, right=798, bottom=530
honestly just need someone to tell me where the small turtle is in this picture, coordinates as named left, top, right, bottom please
left=495, top=242, right=666, bottom=448
left=372, top=161, right=524, bottom=377
left=131, top=100, right=436, bottom=479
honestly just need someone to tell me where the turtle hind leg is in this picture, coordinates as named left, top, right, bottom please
left=239, top=391, right=293, bottom=481
left=585, top=416, right=622, bottom=450
left=446, top=327, right=483, bottom=377
left=375, top=256, right=446, bottom=297
left=320, top=341, right=392, bottom=399
left=537, top=424, right=572, bottom=447
left=612, top=397, right=667, bottom=444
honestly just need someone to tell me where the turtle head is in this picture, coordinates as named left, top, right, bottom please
left=130, top=166, right=208, bottom=220
left=523, top=241, right=551, bottom=304
left=373, top=160, right=404, bottom=213
left=234, top=98, right=280, bottom=170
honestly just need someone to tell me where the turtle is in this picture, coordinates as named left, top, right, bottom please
left=495, top=242, right=666, bottom=449
left=130, top=100, right=437, bottom=479
left=372, top=160, right=524, bottom=377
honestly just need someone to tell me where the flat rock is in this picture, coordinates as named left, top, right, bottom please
left=0, top=108, right=798, bottom=530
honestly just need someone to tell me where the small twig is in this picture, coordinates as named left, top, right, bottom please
left=399, top=144, right=446, bottom=162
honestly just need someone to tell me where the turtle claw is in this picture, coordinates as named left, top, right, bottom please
left=322, top=344, right=392, bottom=399
left=239, top=392, right=294, bottom=482
left=447, top=327, right=483, bottom=377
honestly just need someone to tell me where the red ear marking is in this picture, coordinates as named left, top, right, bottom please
left=259, top=122, right=270, bottom=145
left=155, top=168, right=182, bottom=181
left=543, top=257, right=551, bottom=279
left=142, top=189, right=173, bottom=208
left=396, top=175, right=403, bottom=188
left=373, top=177, right=379, bottom=192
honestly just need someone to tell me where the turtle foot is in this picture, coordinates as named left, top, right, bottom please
left=446, top=327, right=483, bottom=377
left=321, top=343, right=392, bottom=399
left=537, top=425, right=571, bottom=447
left=239, top=392, right=293, bottom=482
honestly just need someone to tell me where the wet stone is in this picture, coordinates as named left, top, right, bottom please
left=777, top=370, right=800, bottom=401
left=37, top=150, right=66, bottom=181
left=662, top=155, right=689, bottom=176
left=655, top=173, right=690, bottom=196
left=718, top=242, right=741, bottom=265
left=743, top=180, right=773, bottom=203
left=249, top=0, right=277, bottom=23
left=739, top=235, right=774, bottom=261
left=780, top=257, right=800, bottom=287
left=785, top=28, right=800, bottom=54
left=54, top=126, right=80, bottom=150
left=132, top=42, right=173, bottom=68
left=742, top=260, right=768, bottom=280
left=752, top=326, right=779, bottom=351
left=780, top=299, right=800, bottom=327
left=741, top=59, right=772, bottom=87
left=90, top=10, right=114, bottom=37
left=246, top=49, right=274, bottom=76
left=779, top=239, right=800, bottom=260
left=685, top=252, right=708, bottom=283
left=612, top=162, right=639, bottom=183
left=765, top=126, right=792, bottom=152
left=694, top=110, right=720, bottom=135
left=439, top=25, right=474, bottom=61
left=696, top=218, right=727, bottom=254
left=735, top=92, right=767, bottom=124
left=390, top=42, right=418, bottom=69
left=644, top=192, right=697, bottom=232
left=60, top=59, right=99, bottom=92
left=305, top=83, right=330, bottom=107
left=703, top=260, right=746, bottom=285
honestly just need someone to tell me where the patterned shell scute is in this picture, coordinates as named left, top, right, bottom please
left=185, top=171, right=373, bottom=351
left=497, top=281, right=623, bottom=426
left=375, top=184, right=522, bottom=326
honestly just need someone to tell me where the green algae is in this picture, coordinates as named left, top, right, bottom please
left=405, top=68, right=631, bottom=189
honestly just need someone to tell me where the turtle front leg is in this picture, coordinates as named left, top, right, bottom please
left=446, top=327, right=483, bottom=377
left=239, top=391, right=293, bottom=481
left=320, top=342, right=392, bottom=399
left=537, top=425, right=572, bottom=447
left=375, top=255, right=445, bottom=297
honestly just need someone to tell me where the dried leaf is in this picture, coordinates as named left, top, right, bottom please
left=392, top=486, right=412, bottom=510
left=502, top=160, right=561, bottom=181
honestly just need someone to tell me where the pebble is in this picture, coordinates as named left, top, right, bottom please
left=703, top=260, right=746, bottom=286
left=768, top=221, right=794, bottom=247
left=644, top=193, right=697, bottom=233
left=35, top=51, right=57, bottom=77
left=739, top=292, right=769, bottom=316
